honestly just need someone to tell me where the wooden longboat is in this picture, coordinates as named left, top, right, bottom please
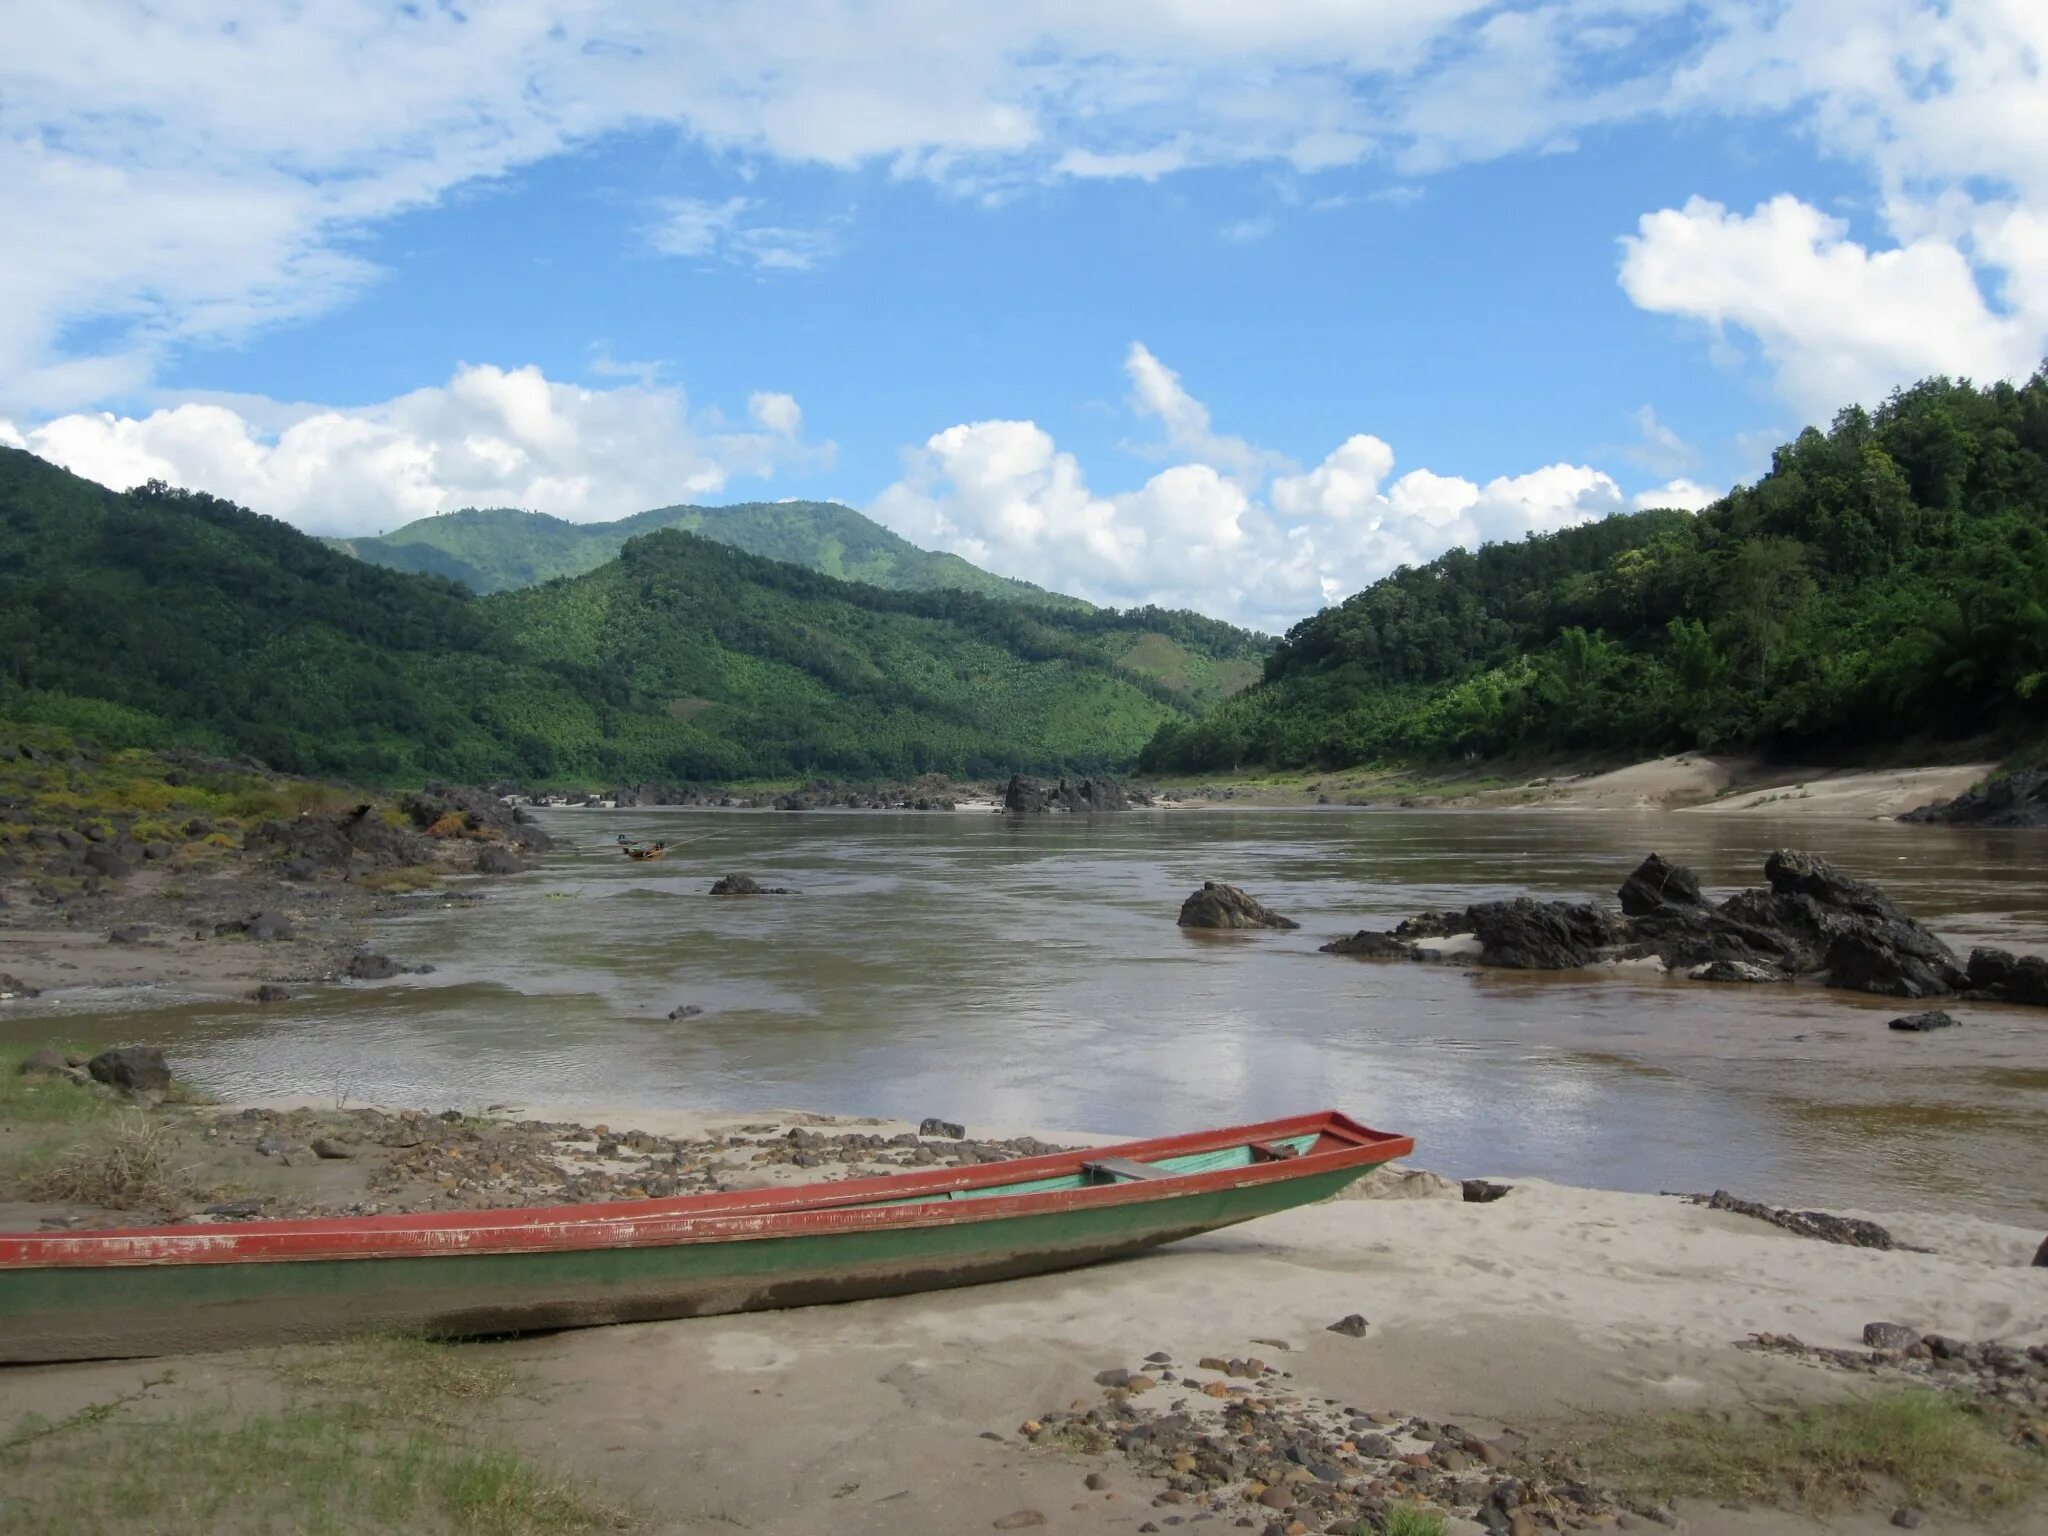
left=0, top=1110, right=1410, bottom=1363
left=621, top=844, right=667, bottom=860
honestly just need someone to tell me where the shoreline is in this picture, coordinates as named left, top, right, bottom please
left=5, top=1090, right=2044, bottom=1535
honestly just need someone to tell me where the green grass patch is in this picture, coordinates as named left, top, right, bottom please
left=0, top=1046, right=115, bottom=1128
left=1379, top=1508, right=1447, bottom=1536
left=2, top=1337, right=635, bottom=1535
left=1583, top=1389, right=2044, bottom=1518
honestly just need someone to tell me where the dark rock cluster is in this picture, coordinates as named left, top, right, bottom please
left=1901, top=766, right=2048, bottom=828
left=1320, top=848, right=2044, bottom=1006
left=1683, top=1190, right=1900, bottom=1249
left=1003, top=774, right=1148, bottom=813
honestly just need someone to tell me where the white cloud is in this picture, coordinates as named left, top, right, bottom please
left=872, top=347, right=1634, bottom=630
left=1219, top=216, right=1277, bottom=243
left=1632, top=478, right=1720, bottom=513
left=3, top=364, right=825, bottom=534
left=643, top=197, right=840, bottom=272
left=1620, top=194, right=2047, bottom=417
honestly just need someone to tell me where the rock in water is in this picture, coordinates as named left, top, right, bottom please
left=1617, top=853, right=1705, bottom=916
left=1888, top=1010, right=1957, bottom=1032
left=86, top=1045, right=171, bottom=1094
left=1177, top=882, right=1299, bottom=930
left=474, top=844, right=526, bottom=875
left=1900, top=766, right=2048, bottom=827
left=1002, top=774, right=1048, bottom=813
left=1689, top=960, right=1779, bottom=983
left=1319, top=930, right=1414, bottom=959
left=346, top=953, right=407, bottom=981
left=709, top=873, right=793, bottom=895
left=1963, top=947, right=2048, bottom=1006
left=1464, top=898, right=1625, bottom=969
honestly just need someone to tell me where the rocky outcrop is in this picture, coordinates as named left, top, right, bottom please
left=1322, top=850, right=2000, bottom=1003
left=1616, top=852, right=1704, bottom=916
left=1003, top=774, right=1047, bottom=813
left=1003, top=775, right=1148, bottom=813
left=1465, top=898, right=1629, bottom=970
left=1178, top=882, right=1299, bottom=930
left=402, top=785, right=554, bottom=854
left=247, top=801, right=426, bottom=880
left=1963, top=947, right=2048, bottom=1006
left=1900, top=766, right=2048, bottom=828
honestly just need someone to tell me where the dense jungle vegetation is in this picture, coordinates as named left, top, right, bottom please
left=0, top=450, right=1258, bottom=783
left=1142, top=371, right=2048, bottom=773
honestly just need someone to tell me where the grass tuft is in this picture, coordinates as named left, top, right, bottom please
left=23, top=1110, right=195, bottom=1210
left=1379, top=1508, right=1447, bottom=1536
left=0, top=1046, right=114, bottom=1128
left=1585, top=1389, right=2043, bottom=1517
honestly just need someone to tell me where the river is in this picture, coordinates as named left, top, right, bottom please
left=22, top=809, right=2048, bottom=1222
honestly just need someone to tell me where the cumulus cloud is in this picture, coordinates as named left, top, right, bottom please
left=3, top=364, right=825, bottom=534
left=1632, top=478, right=1720, bottom=513
left=1620, top=194, right=2047, bottom=417
left=1623, top=1, right=2048, bottom=411
left=872, top=347, right=1640, bottom=630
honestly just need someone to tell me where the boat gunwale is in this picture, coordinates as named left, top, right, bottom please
left=0, top=1111, right=1410, bottom=1270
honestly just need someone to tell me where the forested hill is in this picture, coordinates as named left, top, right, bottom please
left=0, top=450, right=1261, bottom=783
left=1142, top=370, right=2048, bottom=773
left=327, top=499, right=1089, bottom=609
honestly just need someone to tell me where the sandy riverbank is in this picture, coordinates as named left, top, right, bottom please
left=5, top=1092, right=2045, bottom=1535
left=1152, top=757, right=1996, bottom=819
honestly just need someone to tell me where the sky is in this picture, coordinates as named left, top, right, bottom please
left=2, top=2, right=2044, bottom=633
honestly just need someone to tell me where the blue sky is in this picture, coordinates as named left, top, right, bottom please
left=4, top=2, right=2044, bottom=630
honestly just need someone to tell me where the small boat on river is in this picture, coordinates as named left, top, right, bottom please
left=0, top=1110, right=1411, bottom=1363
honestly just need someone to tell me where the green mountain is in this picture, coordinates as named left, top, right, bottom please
left=0, top=450, right=1263, bottom=783
left=327, top=500, right=1090, bottom=609
left=1142, top=370, right=2048, bottom=773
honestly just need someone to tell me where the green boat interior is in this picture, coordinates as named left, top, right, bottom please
left=846, top=1133, right=1322, bottom=1209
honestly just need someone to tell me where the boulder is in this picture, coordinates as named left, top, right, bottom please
left=345, top=953, right=406, bottom=981
left=1002, top=774, right=1048, bottom=814
left=108, top=924, right=151, bottom=945
left=1393, top=910, right=1464, bottom=939
left=1617, top=853, right=1705, bottom=916
left=86, top=1045, right=171, bottom=1094
left=1319, top=930, right=1415, bottom=959
left=1963, top=947, right=2048, bottom=1007
left=1888, top=1010, right=1957, bottom=1032
left=82, top=843, right=138, bottom=879
left=1764, top=849, right=1904, bottom=922
left=919, top=1117, right=967, bottom=1139
left=2034, top=1235, right=2047, bottom=1268
left=1177, top=882, right=1299, bottom=931
left=247, top=984, right=291, bottom=1003
left=1824, top=918, right=1967, bottom=998
left=1464, top=898, right=1626, bottom=969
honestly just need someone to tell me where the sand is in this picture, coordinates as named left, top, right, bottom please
left=7, top=1101, right=2044, bottom=1535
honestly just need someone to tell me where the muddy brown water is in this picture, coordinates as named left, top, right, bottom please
left=10, top=810, right=2047, bottom=1222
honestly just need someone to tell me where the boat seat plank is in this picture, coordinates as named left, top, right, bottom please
left=1083, top=1156, right=1166, bottom=1183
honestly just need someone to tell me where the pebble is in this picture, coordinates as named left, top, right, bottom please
left=1890, top=1510, right=1926, bottom=1530
left=1085, top=1472, right=1109, bottom=1491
